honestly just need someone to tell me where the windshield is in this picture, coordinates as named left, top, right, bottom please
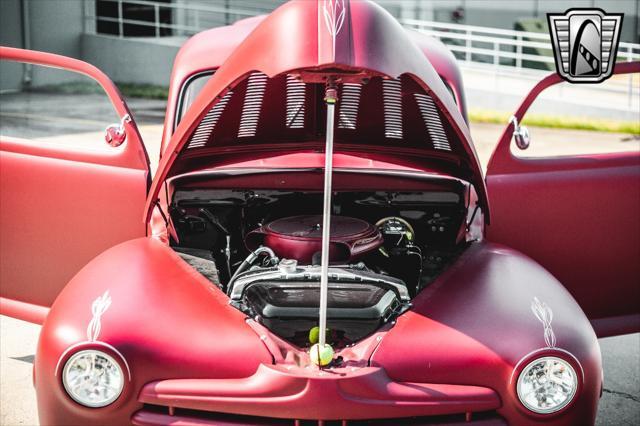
left=175, top=71, right=214, bottom=128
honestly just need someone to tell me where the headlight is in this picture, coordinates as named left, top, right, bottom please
left=516, top=356, right=578, bottom=414
left=62, top=350, right=124, bottom=407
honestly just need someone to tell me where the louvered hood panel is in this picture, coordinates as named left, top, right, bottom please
left=145, top=0, right=489, bottom=223
left=179, top=74, right=458, bottom=160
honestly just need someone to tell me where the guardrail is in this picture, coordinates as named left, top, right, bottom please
left=84, top=0, right=640, bottom=99
left=400, top=18, right=639, bottom=109
left=401, top=18, right=640, bottom=72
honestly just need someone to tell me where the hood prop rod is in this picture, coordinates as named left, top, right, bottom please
left=312, top=79, right=339, bottom=367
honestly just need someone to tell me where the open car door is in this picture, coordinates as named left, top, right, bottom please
left=0, top=47, right=150, bottom=324
left=486, top=62, right=640, bottom=337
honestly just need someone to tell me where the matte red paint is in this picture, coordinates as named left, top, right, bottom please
left=0, top=47, right=150, bottom=322
left=160, top=15, right=468, bottom=155
left=136, top=364, right=500, bottom=419
left=372, top=243, right=601, bottom=425
left=170, top=159, right=464, bottom=192
left=35, top=238, right=273, bottom=425
left=0, top=297, right=48, bottom=325
left=130, top=412, right=508, bottom=426
left=145, top=0, right=488, bottom=225
left=131, top=411, right=294, bottom=426
left=34, top=239, right=601, bottom=424
left=486, top=62, right=640, bottom=331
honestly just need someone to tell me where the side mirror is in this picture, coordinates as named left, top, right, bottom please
left=509, top=116, right=530, bottom=150
left=105, top=114, right=131, bottom=147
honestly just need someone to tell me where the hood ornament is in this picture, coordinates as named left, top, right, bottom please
left=531, top=297, right=556, bottom=348
left=87, top=290, right=112, bottom=342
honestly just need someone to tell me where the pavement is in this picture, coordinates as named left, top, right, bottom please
left=1, top=89, right=639, bottom=425
left=462, top=64, right=640, bottom=122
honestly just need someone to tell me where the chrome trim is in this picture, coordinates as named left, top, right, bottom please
left=229, top=265, right=410, bottom=302
left=256, top=286, right=398, bottom=319
left=516, top=356, right=578, bottom=414
left=54, top=341, right=132, bottom=381
left=61, top=349, right=124, bottom=408
left=510, top=347, right=584, bottom=384
left=509, top=348, right=584, bottom=416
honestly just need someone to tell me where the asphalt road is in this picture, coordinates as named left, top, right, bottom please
left=1, top=94, right=639, bottom=425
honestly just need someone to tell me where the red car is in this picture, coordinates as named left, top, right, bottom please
left=1, top=1, right=638, bottom=425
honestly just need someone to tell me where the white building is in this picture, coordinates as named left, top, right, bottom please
left=1, top=0, right=638, bottom=91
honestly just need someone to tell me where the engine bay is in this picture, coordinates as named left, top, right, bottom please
left=169, top=172, right=472, bottom=348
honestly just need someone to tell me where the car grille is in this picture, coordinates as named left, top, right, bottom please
left=134, top=365, right=503, bottom=425
left=132, top=406, right=507, bottom=426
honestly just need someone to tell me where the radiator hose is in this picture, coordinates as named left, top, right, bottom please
left=228, top=247, right=279, bottom=294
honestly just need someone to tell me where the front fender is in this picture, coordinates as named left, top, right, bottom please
left=35, top=237, right=272, bottom=425
left=371, top=242, right=602, bottom=425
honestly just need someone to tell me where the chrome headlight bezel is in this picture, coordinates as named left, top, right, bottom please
left=516, top=355, right=579, bottom=414
left=62, top=349, right=124, bottom=408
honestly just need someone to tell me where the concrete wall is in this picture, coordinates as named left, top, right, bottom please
left=25, top=0, right=85, bottom=86
left=0, top=0, right=24, bottom=91
left=25, top=0, right=84, bottom=57
left=0, top=0, right=86, bottom=90
left=173, top=0, right=284, bottom=35
left=1, top=0, right=637, bottom=92
left=1, top=0, right=179, bottom=90
left=81, top=34, right=183, bottom=86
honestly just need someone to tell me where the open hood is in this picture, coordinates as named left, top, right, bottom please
left=145, top=0, right=488, bottom=223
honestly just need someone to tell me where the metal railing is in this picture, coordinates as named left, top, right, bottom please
left=85, top=0, right=640, bottom=74
left=401, top=18, right=639, bottom=109
left=401, top=18, right=640, bottom=71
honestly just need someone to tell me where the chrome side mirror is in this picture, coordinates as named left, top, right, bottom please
left=510, top=116, right=530, bottom=150
left=105, top=114, right=131, bottom=147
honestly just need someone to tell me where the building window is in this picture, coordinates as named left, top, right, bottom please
left=96, top=0, right=173, bottom=37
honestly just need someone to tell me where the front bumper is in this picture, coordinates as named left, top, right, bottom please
left=133, top=364, right=502, bottom=424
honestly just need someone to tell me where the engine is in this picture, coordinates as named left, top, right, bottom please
left=170, top=188, right=467, bottom=348
left=245, top=215, right=383, bottom=263
left=225, top=215, right=416, bottom=347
